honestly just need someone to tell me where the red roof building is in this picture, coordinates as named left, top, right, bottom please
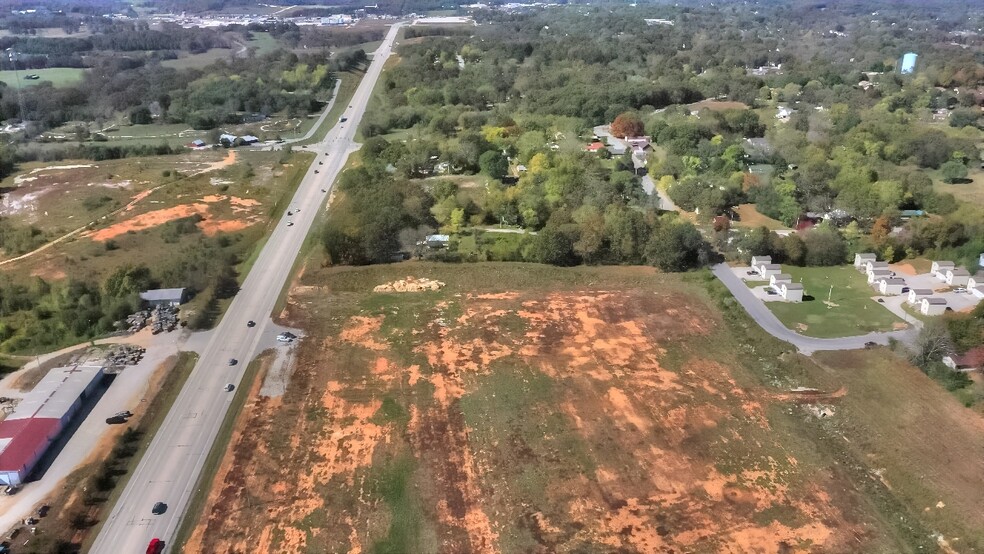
left=584, top=141, right=606, bottom=152
left=0, top=419, right=61, bottom=486
left=944, top=346, right=984, bottom=372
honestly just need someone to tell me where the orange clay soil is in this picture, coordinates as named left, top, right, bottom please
left=188, top=286, right=873, bottom=554
left=88, top=194, right=261, bottom=241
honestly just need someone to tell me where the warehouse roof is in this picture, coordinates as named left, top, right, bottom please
left=139, top=288, right=186, bottom=303
left=7, top=364, right=104, bottom=421
left=0, top=418, right=60, bottom=473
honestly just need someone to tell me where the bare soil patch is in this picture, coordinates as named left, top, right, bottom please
left=186, top=265, right=901, bottom=553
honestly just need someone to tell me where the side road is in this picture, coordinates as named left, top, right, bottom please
left=711, top=263, right=919, bottom=355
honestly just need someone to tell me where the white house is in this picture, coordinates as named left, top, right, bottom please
left=931, top=261, right=955, bottom=279
left=878, top=278, right=906, bottom=296
left=969, top=274, right=982, bottom=290
left=920, top=297, right=947, bottom=316
left=972, top=285, right=984, bottom=300
left=780, top=282, right=804, bottom=302
left=865, top=260, right=889, bottom=274
left=907, top=288, right=933, bottom=305
left=867, top=268, right=893, bottom=284
left=758, top=263, right=782, bottom=277
left=770, top=274, right=792, bottom=288
left=751, top=255, right=772, bottom=268
left=854, top=253, right=876, bottom=270
left=945, top=268, right=970, bottom=287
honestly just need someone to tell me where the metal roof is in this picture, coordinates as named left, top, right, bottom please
left=6, top=364, right=104, bottom=421
left=139, top=288, right=186, bottom=303
left=0, top=418, right=61, bottom=474
left=924, top=297, right=947, bottom=305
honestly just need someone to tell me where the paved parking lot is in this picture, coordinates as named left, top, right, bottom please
left=890, top=264, right=983, bottom=312
left=728, top=266, right=791, bottom=302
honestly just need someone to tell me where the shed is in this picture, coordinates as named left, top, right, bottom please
left=945, top=268, right=970, bottom=286
left=907, top=288, right=933, bottom=305
left=878, top=278, right=906, bottom=296
left=191, top=139, right=206, bottom=147
left=780, top=282, right=803, bottom=302
left=920, top=297, right=947, bottom=316
left=139, top=288, right=188, bottom=307
left=240, top=135, right=259, bottom=144
left=853, top=253, right=876, bottom=269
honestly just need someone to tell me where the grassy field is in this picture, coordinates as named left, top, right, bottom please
left=180, top=262, right=984, bottom=553
left=933, top=165, right=984, bottom=205
left=733, top=203, right=787, bottom=230
left=765, top=265, right=905, bottom=337
left=0, top=67, right=85, bottom=88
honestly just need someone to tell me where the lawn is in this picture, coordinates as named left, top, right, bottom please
left=933, top=165, right=984, bottom=206
left=0, top=67, right=84, bottom=88
left=180, top=262, right=982, bottom=553
left=733, top=203, right=787, bottom=230
left=765, top=265, right=905, bottom=337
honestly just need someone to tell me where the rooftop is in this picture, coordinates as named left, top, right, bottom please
left=7, top=364, right=104, bottom=421
left=924, top=297, right=947, bottom=305
left=139, top=288, right=186, bottom=303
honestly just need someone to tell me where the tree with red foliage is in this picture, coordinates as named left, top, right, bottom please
left=610, top=112, right=645, bottom=138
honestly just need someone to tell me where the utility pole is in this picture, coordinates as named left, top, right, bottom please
left=4, top=49, right=28, bottom=126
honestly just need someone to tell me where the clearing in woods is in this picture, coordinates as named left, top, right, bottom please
left=185, top=263, right=984, bottom=553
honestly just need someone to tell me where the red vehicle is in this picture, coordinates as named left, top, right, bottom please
left=147, top=538, right=163, bottom=554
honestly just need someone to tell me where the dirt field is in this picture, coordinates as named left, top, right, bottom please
left=178, top=263, right=984, bottom=554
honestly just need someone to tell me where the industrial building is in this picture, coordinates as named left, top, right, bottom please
left=139, top=288, right=188, bottom=307
left=0, top=364, right=106, bottom=486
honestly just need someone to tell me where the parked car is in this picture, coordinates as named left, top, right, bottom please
left=152, top=502, right=167, bottom=515
left=3, top=486, right=17, bottom=495
left=106, top=415, right=127, bottom=424
left=37, top=505, right=49, bottom=518
left=864, top=341, right=877, bottom=349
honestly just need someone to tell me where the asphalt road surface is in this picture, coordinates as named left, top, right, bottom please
left=712, top=263, right=918, bottom=354
left=90, top=21, right=404, bottom=554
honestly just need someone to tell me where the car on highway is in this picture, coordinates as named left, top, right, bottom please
left=247, top=320, right=256, bottom=327
left=224, top=383, right=235, bottom=392
left=228, top=358, right=237, bottom=366
left=339, top=117, right=347, bottom=122
left=287, top=210, right=293, bottom=216
left=287, top=221, right=294, bottom=227
left=318, top=161, right=323, bottom=165
left=314, top=170, right=319, bottom=173
left=147, top=538, right=163, bottom=554
left=151, top=502, right=167, bottom=515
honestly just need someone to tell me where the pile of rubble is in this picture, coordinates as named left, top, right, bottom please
left=106, top=345, right=145, bottom=366
left=124, top=310, right=151, bottom=333
left=373, top=277, right=446, bottom=293
left=151, top=304, right=179, bottom=334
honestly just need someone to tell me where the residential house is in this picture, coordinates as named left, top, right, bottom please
left=867, top=268, right=893, bottom=284
left=969, top=274, right=984, bottom=299
left=758, top=263, right=782, bottom=277
left=219, top=133, right=237, bottom=144
left=853, top=253, right=876, bottom=270
left=865, top=260, right=889, bottom=274
left=584, top=142, right=606, bottom=153
left=972, top=285, right=984, bottom=300
left=942, top=346, right=984, bottom=372
left=240, top=135, right=259, bottom=145
left=780, top=282, right=804, bottom=302
left=750, top=255, right=772, bottom=268
left=945, top=268, right=970, bottom=287
left=907, top=288, right=933, bottom=305
left=189, top=139, right=206, bottom=148
left=770, top=274, right=792, bottom=288
left=878, top=278, right=906, bottom=296
left=920, top=297, right=947, bottom=316
left=931, top=260, right=955, bottom=279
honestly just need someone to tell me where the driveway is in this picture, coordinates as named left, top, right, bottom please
left=641, top=174, right=678, bottom=211
left=712, top=263, right=919, bottom=354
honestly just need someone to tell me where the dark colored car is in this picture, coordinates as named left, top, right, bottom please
left=152, top=502, right=167, bottom=515
left=228, top=358, right=237, bottom=366
left=37, top=505, right=49, bottom=518
left=106, top=415, right=127, bottom=425
left=247, top=320, right=256, bottom=327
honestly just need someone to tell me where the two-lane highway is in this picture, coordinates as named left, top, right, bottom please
left=90, top=21, right=404, bottom=554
